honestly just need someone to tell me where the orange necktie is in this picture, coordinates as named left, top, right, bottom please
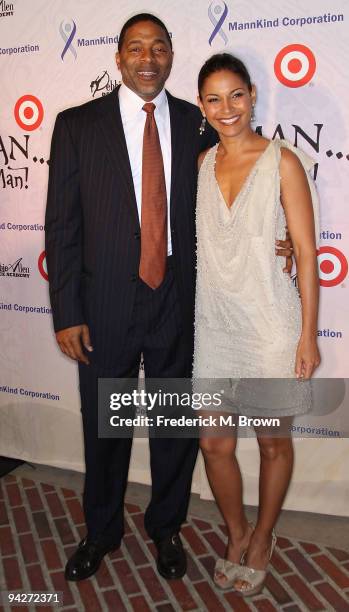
left=139, top=102, right=167, bottom=290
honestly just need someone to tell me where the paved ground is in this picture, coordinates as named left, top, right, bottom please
left=1, top=474, right=349, bottom=611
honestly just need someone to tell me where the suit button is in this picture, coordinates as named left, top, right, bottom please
left=134, top=231, right=140, bottom=239
left=131, top=273, right=137, bottom=282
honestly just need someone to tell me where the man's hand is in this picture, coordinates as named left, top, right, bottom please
left=56, top=324, right=93, bottom=365
left=275, top=226, right=293, bottom=274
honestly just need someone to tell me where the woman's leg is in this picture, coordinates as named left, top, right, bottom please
left=235, top=418, right=294, bottom=589
left=200, top=417, right=252, bottom=577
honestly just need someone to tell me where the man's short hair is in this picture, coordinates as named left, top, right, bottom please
left=118, top=13, right=172, bottom=51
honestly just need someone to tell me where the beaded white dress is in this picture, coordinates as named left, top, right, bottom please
left=193, top=139, right=319, bottom=416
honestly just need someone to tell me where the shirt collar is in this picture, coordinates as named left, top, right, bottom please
left=118, top=82, right=168, bottom=121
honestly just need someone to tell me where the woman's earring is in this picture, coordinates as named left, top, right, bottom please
left=199, top=116, right=206, bottom=135
left=251, top=104, right=256, bottom=123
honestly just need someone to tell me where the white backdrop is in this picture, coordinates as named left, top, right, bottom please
left=1, top=0, right=348, bottom=515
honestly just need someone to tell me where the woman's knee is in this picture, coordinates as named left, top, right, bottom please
left=258, top=437, right=293, bottom=461
left=199, top=436, right=236, bottom=458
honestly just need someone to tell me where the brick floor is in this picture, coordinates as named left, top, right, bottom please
left=0, top=475, right=349, bottom=611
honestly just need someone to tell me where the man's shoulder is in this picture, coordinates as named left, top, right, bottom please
left=57, top=89, right=117, bottom=124
left=166, top=91, right=201, bottom=117
left=166, top=91, right=217, bottom=148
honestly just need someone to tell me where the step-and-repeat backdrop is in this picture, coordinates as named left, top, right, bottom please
left=1, top=0, right=348, bottom=515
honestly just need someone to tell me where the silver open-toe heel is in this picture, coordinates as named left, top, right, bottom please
left=233, top=529, right=277, bottom=597
left=213, top=522, right=254, bottom=590
left=214, top=557, right=245, bottom=590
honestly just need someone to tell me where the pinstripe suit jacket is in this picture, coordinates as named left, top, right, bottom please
left=45, top=86, right=216, bottom=366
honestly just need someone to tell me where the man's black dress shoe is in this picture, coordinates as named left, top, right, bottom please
left=155, top=533, right=187, bottom=580
left=65, top=538, right=119, bottom=581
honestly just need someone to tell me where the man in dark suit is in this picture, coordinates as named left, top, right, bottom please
left=45, top=13, right=217, bottom=582
left=46, top=13, right=291, bottom=583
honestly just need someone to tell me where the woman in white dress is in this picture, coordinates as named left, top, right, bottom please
left=193, top=54, right=320, bottom=595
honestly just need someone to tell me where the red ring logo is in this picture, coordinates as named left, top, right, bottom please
left=274, top=44, right=316, bottom=88
left=317, top=246, right=348, bottom=287
left=14, top=95, right=44, bottom=131
left=38, top=251, right=48, bottom=281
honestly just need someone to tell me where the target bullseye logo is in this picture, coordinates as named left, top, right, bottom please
left=38, top=251, right=48, bottom=281
left=274, top=44, right=316, bottom=88
left=317, top=246, right=348, bottom=287
left=14, top=95, right=44, bottom=131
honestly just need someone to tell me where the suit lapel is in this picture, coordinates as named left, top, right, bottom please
left=94, top=86, right=139, bottom=228
left=93, top=88, right=188, bottom=228
left=167, top=92, right=187, bottom=224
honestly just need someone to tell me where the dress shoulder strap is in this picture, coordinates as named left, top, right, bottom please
left=199, top=143, right=218, bottom=172
left=275, top=138, right=315, bottom=172
left=275, top=139, right=320, bottom=246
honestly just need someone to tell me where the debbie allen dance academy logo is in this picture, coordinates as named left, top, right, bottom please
left=274, top=44, right=316, bottom=87
left=14, top=95, right=44, bottom=131
left=0, top=1, right=14, bottom=18
left=317, top=247, right=348, bottom=287
left=0, top=257, right=30, bottom=278
left=90, top=70, right=118, bottom=98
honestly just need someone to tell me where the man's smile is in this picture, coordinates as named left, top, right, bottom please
left=136, top=70, right=158, bottom=81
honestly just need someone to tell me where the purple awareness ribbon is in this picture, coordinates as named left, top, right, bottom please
left=60, top=20, right=77, bottom=60
left=208, top=0, right=228, bottom=46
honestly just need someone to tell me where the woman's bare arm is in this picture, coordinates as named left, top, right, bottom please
left=280, top=147, right=320, bottom=378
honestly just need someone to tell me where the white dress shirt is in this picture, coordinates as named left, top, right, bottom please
left=118, top=83, right=172, bottom=255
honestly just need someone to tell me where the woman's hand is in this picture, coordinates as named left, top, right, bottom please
left=295, top=335, right=321, bottom=379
